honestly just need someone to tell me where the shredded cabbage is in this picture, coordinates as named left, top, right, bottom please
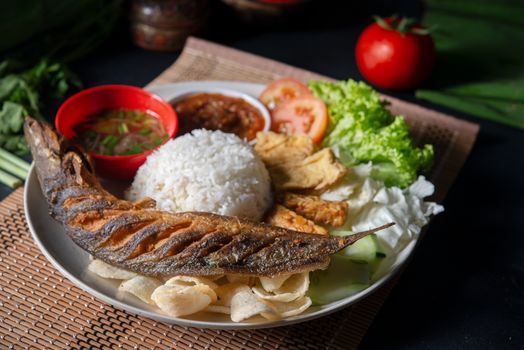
left=308, top=79, right=434, bottom=188
left=311, top=165, right=444, bottom=302
left=321, top=164, right=444, bottom=253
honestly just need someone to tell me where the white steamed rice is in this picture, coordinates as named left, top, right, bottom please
left=126, top=129, right=271, bottom=221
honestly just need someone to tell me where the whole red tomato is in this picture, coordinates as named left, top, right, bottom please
left=355, top=16, right=436, bottom=91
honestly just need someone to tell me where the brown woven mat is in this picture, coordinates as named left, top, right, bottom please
left=0, top=37, right=479, bottom=349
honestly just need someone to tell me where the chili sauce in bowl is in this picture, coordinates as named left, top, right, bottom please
left=170, top=89, right=271, bottom=142
left=73, top=109, right=169, bottom=156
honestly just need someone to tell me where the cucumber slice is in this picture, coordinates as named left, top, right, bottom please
left=309, top=283, right=369, bottom=305
left=331, top=231, right=386, bottom=263
left=308, top=255, right=370, bottom=305
left=344, top=235, right=377, bottom=263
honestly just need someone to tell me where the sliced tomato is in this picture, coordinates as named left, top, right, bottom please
left=259, top=78, right=312, bottom=110
left=271, top=96, right=328, bottom=144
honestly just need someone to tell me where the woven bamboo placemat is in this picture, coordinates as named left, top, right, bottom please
left=0, top=37, right=479, bottom=349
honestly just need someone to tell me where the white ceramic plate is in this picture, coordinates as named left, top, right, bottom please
left=23, top=81, right=418, bottom=330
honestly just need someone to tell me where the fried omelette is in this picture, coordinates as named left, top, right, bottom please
left=255, top=132, right=347, bottom=191
left=278, top=193, right=348, bottom=227
left=24, top=118, right=393, bottom=277
left=265, top=204, right=328, bottom=235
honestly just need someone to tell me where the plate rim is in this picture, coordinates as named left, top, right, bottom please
left=23, top=80, right=417, bottom=330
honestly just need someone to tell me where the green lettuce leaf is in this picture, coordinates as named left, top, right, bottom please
left=309, top=79, right=433, bottom=188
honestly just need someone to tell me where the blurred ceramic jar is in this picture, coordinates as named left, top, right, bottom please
left=221, top=0, right=310, bottom=24
left=130, top=0, right=209, bottom=51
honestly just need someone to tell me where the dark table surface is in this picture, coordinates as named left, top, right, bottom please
left=9, top=0, right=524, bottom=349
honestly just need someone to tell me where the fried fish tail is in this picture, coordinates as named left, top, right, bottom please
left=340, top=223, right=394, bottom=245
left=24, top=117, right=394, bottom=277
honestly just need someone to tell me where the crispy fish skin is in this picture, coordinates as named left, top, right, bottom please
left=278, top=193, right=348, bottom=227
left=24, top=118, right=392, bottom=277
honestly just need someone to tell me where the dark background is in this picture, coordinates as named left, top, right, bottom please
left=10, top=0, right=524, bottom=348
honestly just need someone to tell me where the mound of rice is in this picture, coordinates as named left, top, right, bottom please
left=126, top=129, right=271, bottom=221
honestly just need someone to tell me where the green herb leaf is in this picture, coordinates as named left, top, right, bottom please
left=0, top=102, right=26, bottom=134
left=0, top=75, right=21, bottom=100
left=118, top=123, right=128, bottom=134
left=0, top=59, right=81, bottom=155
left=102, top=135, right=120, bottom=147
left=153, top=137, right=166, bottom=147
left=0, top=133, right=29, bottom=155
left=126, top=145, right=144, bottom=155
left=416, top=0, right=524, bottom=128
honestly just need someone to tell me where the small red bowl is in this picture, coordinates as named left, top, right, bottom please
left=56, top=85, right=178, bottom=180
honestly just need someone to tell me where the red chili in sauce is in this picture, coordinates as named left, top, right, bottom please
left=172, top=93, right=265, bottom=141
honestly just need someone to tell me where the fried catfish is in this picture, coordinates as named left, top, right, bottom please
left=24, top=118, right=392, bottom=277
